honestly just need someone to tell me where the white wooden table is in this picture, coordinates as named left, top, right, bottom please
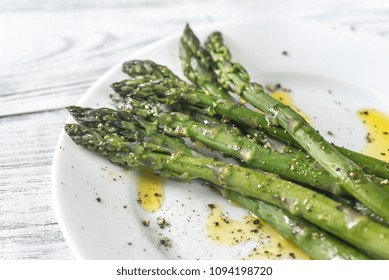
left=1, top=0, right=389, bottom=259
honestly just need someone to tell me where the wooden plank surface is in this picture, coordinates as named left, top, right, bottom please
left=0, top=109, right=72, bottom=259
left=1, top=0, right=389, bottom=259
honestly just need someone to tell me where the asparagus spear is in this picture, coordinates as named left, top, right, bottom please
left=179, top=25, right=389, bottom=185
left=179, top=25, right=237, bottom=102
left=123, top=60, right=181, bottom=82
left=112, top=74, right=389, bottom=196
left=219, top=188, right=369, bottom=260
left=120, top=100, right=345, bottom=195
left=203, top=28, right=389, bottom=220
left=178, top=27, right=282, bottom=147
left=69, top=104, right=388, bottom=221
left=121, top=60, right=268, bottom=148
left=65, top=119, right=389, bottom=259
left=66, top=106, right=198, bottom=158
left=113, top=75, right=304, bottom=145
left=65, top=113, right=370, bottom=260
left=115, top=59, right=389, bottom=181
left=182, top=104, right=389, bottom=224
left=174, top=102, right=271, bottom=147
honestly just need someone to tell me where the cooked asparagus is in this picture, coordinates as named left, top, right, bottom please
left=199, top=27, right=389, bottom=220
left=65, top=108, right=389, bottom=259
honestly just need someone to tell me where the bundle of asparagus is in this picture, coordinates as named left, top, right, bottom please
left=65, top=24, right=389, bottom=259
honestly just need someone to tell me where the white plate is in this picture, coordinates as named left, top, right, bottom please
left=51, top=19, right=389, bottom=259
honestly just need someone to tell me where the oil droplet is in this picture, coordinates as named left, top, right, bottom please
left=206, top=205, right=309, bottom=260
left=270, top=90, right=311, bottom=123
left=358, top=109, right=389, bottom=161
left=137, top=170, right=164, bottom=212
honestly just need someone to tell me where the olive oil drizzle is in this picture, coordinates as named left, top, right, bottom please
left=206, top=205, right=310, bottom=260
left=270, top=90, right=311, bottom=122
left=137, top=170, right=164, bottom=212
left=358, top=109, right=389, bottom=161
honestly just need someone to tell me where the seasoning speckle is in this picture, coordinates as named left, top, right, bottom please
left=157, top=217, right=169, bottom=229
left=160, top=237, right=172, bottom=248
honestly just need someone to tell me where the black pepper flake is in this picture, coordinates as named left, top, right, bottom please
left=159, top=237, right=172, bottom=248
left=157, top=217, right=169, bottom=229
left=142, top=220, right=150, bottom=227
left=96, top=197, right=101, bottom=203
left=289, top=252, right=296, bottom=259
left=276, top=254, right=282, bottom=257
left=253, top=219, right=260, bottom=225
left=282, top=50, right=288, bottom=56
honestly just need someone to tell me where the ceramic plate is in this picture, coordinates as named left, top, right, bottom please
left=51, top=19, right=389, bottom=259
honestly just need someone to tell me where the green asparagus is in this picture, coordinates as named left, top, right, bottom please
left=65, top=113, right=370, bottom=259
left=203, top=28, right=389, bottom=220
left=62, top=22, right=389, bottom=261
left=180, top=25, right=389, bottom=184
left=65, top=117, right=389, bottom=259
left=115, top=59, right=389, bottom=182
left=122, top=100, right=346, bottom=195
left=219, top=188, right=369, bottom=260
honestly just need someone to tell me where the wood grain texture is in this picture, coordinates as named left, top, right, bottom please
left=0, top=109, right=72, bottom=259
left=2, top=0, right=389, bottom=116
left=1, top=0, right=389, bottom=259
